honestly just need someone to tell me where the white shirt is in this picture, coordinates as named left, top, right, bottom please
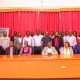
left=47, top=48, right=53, bottom=53
left=63, top=35, right=77, bottom=47
left=32, top=35, right=43, bottom=46
left=50, top=36, right=54, bottom=39
left=23, top=36, right=32, bottom=47
left=18, top=37, right=22, bottom=43
left=63, top=35, right=68, bottom=43
left=10, top=47, right=13, bottom=55
left=0, top=36, right=10, bottom=49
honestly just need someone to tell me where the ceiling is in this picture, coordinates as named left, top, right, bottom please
left=0, top=0, right=80, bottom=9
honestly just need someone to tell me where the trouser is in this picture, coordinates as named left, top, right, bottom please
left=34, top=46, right=42, bottom=55
left=2, top=51, right=5, bottom=55
left=32, top=47, right=34, bottom=55
left=55, top=47, right=60, bottom=55
left=18, top=49, right=20, bottom=55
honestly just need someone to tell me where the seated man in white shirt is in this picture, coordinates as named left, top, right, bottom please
left=42, top=41, right=58, bottom=56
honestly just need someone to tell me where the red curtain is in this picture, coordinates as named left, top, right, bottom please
left=39, top=12, right=59, bottom=33
left=0, top=12, right=14, bottom=36
left=60, top=11, right=80, bottom=32
left=15, top=12, right=38, bottom=36
left=0, top=11, right=37, bottom=36
left=0, top=11, right=80, bottom=36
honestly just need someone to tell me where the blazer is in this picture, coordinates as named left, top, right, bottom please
left=14, top=37, right=23, bottom=50
left=5, top=47, right=18, bottom=55
left=42, top=46, right=58, bottom=55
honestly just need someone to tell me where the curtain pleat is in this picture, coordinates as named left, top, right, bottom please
left=0, top=11, right=79, bottom=36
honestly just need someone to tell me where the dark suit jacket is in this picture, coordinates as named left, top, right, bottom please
left=6, top=47, right=18, bottom=55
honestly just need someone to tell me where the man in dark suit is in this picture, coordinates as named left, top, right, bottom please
left=6, top=41, right=18, bottom=55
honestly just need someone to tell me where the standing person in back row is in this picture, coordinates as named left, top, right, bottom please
left=63, top=31, right=77, bottom=48
left=52, top=32, right=63, bottom=54
left=14, top=32, right=23, bottom=54
left=0, top=31, right=10, bottom=54
left=23, top=31, right=32, bottom=47
left=73, top=33, right=80, bottom=54
left=32, top=29, right=43, bottom=54
left=41, top=32, right=52, bottom=48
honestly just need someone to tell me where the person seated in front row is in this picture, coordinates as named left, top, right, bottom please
left=5, top=41, right=18, bottom=55
left=19, top=41, right=32, bottom=56
left=59, top=41, right=73, bottom=55
left=73, top=36, right=80, bottom=54
left=42, top=41, right=58, bottom=56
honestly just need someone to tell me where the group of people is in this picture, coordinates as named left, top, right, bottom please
left=0, top=29, right=80, bottom=56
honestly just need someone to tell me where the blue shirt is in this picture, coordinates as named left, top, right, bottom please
left=41, top=37, right=51, bottom=47
left=74, top=44, right=80, bottom=54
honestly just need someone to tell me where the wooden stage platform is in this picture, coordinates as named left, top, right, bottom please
left=0, top=54, right=80, bottom=79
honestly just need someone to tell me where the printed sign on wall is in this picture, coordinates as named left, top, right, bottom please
left=0, top=28, right=9, bottom=37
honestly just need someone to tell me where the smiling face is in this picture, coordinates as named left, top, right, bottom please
left=55, top=32, right=59, bottom=36
left=24, top=41, right=28, bottom=47
left=64, top=42, right=70, bottom=48
left=3, top=31, right=7, bottom=37
left=9, top=41, right=14, bottom=47
left=18, top=32, right=21, bottom=37
left=45, top=32, right=48, bottom=37
left=47, top=41, right=52, bottom=48
left=69, top=31, right=72, bottom=36
left=26, top=31, right=30, bottom=37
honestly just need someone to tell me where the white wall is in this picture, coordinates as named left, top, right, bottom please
left=0, top=0, right=80, bottom=9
